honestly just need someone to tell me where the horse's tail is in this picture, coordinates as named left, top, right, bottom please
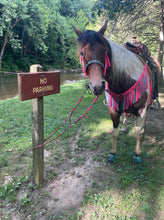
left=147, top=55, right=160, bottom=99
left=150, top=55, right=161, bottom=73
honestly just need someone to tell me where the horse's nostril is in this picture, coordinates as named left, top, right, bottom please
left=102, top=81, right=105, bottom=88
left=88, top=81, right=105, bottom=95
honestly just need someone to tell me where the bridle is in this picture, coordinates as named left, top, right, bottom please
left=80, top=51, right=111, bottom=77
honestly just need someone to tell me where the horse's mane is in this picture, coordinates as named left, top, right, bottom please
left=77, top=30, right=105, bottom=49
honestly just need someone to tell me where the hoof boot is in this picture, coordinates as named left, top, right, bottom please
left=132, top=155, right=142, bottom=164
left=107, top=153, right=117, bottom=164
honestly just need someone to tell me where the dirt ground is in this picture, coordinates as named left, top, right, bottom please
left=46, top=91, right=164, bottom=219
left=36, top=92, right=164, bottom=219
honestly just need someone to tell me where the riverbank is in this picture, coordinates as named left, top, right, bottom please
left=0, top=81, right=164, bottom=219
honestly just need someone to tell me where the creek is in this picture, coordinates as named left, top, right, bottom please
left=0, top=71, right=85, bottom=100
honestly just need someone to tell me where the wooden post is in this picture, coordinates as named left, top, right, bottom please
left=31, top=64, right=44, bottom=185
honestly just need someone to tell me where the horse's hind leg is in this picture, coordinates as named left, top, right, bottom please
left=107, top=109, right=120, bottom=163
left=133, top=109, right=146, bottom=164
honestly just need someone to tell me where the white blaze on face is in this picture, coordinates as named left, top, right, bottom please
left=87, top=64, right=104, bottom=85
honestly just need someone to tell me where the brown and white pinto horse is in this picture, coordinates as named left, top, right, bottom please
left=73, top=21, right=155, bottom=164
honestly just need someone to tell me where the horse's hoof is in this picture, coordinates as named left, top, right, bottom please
left=107, top=153, right=117, bottom=164
left=132, top=155, right=142, bottom=164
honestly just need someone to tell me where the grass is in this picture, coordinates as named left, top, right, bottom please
left=0, top=80, right=164, bottom=219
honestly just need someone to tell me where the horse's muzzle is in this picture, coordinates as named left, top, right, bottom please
left=89, top=80, right=105, bottom=96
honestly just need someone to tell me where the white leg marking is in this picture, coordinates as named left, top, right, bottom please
left=121, top=114, right=127, bottom=132
left=135, top=107, right=146, bottom=155
left=111, top=128, right=119, bottom=154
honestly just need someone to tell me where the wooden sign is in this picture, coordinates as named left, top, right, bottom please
left=18, top=71, right=60, bottom=101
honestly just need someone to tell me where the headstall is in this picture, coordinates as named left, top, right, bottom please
left=80, top=52, right=111, bottom=76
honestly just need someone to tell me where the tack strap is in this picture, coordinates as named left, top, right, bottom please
left=81, top=52, right=111, bottom=77
left=85, top=60, right=105, bottom=73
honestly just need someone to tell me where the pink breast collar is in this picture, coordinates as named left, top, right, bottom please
left=105, top=64, right=152, bottom=111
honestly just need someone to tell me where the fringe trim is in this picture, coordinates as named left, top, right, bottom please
left=105, top=64, right=152, bottom=111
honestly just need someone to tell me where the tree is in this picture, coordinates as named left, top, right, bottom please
left=0, top=0, right=95, bottom=71
left=0, top=0, right=52, bottom=69
left=158, top=0, right=164, bottom=82
left=0, top=0, right=28, bottom=68
left=39, top=0, right=92, bottom=69
left=93, top=0, right=164, bottom=82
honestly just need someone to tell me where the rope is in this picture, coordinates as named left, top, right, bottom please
left=32, top=90, right=98, bottom=150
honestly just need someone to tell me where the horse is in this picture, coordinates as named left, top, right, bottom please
left=73, top=21, right=158, bottom=164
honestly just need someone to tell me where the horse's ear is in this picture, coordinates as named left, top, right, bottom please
left=99, top=20, right=108, bottom=35
left=73, top=26, right=82, bottom=36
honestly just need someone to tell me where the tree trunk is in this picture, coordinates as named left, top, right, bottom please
left=0, top=32, right=9, bottom=68
left=0, top=18, right=21, bottom=68
left=158, top=0, right=164, bottom=84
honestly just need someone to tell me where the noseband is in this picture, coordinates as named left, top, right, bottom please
left=81, top=52, right=111, bottom=77
left=85, top=60, right=105, bottom=73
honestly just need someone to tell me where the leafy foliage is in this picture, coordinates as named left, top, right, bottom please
left=93, top=0, right=162, bottom=54
left=0, top=0, right=93, bottom=71
left=0, top=0, right=163, bottom=72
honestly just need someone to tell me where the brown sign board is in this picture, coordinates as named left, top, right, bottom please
left=18, top=71, right=60, bottom=101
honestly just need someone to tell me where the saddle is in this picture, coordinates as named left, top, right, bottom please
left=124, top=42, right=159, bottom=99
left=124, top=42, right=151, bottom=57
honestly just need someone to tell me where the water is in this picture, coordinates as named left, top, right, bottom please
left=0, top=71, right=85, bottom=100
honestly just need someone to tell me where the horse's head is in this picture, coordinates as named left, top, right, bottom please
left=73, top=21, right=111, bottom=96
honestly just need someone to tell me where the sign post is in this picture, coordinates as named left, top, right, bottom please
left=31, top=65, right=44, bottom=185
left=18, top=64, right=60, bottom=185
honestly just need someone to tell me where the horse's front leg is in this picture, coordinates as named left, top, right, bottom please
left=107, top=109, right=120, bottom=163
left=133, top=108, right=147, bottom=164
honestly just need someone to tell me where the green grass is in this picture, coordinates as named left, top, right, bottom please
left=0, top=80, right=164, bottom=220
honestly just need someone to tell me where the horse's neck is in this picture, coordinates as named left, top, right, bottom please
left=108, top=40, right=144, bottom=81
left=105, top=40, right=145, bottom=94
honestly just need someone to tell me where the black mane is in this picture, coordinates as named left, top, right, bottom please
left=77, top=30, right=105, bottom=48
